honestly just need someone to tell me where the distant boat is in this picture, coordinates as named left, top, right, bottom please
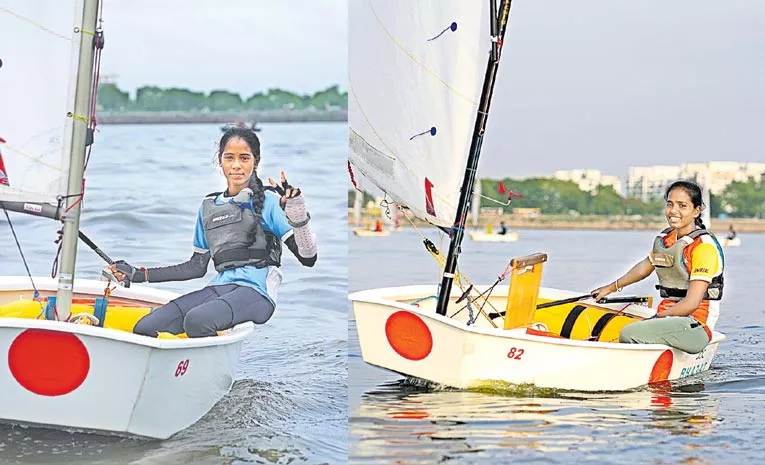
left=468, top=230, right=519, bottom=242
left=221, top=121, right=261, bottom=132
left=722, top=237, right=741, bottom=247
left=352, top=228, right=390, bottom=237
left=469, top=223, right=519, bottom=242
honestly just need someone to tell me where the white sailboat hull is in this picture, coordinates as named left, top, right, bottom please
left=468, top=231, right=520, bottom=242
left=722, top=237, right=741, bottom=247
left=0, top=277, right=253, bottom=439
left=350, top=285, right=723, bottom=392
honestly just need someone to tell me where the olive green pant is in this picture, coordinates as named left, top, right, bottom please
left=619, top=316, right=710, bottom=354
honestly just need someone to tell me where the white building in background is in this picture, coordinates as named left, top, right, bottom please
left=679, top=162, right=765, bottom=194
left=553, top=169, right=622, bottom=195
left=626, top=162, right=765, bottom=201
left=625, top=166, right=681, bottom=202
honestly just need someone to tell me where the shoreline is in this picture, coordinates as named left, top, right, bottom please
left=348, top=212, right=765, bottom=233
left=97, top=109, right=347, bottom=125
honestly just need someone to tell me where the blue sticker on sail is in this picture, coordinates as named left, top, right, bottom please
left=410, top=126, right=437, bottom=141
left=428, top=22, right=458, bottom=41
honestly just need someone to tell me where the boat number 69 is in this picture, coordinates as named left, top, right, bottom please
left=507, top=347, right=524, bottom=360
left=175, top=359, right=190, bottom=377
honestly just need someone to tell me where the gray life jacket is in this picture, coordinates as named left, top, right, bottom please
left=651, top=227, right=724, bottom=301
left=201, top=193, right=281, bottom=272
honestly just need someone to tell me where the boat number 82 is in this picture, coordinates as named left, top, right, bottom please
left=175, top=359, right=190, bottom=377
left=507, top=347, right=524, bottom=360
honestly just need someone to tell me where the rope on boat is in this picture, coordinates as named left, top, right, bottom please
left=1, top=205, right=45, bottom=314
left=402, top=209, right=501, bottom=328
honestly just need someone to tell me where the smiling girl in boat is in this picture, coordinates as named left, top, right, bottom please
left=109, top=126, right=317, bottom=337
left=591, top=180, right=724, bottom=354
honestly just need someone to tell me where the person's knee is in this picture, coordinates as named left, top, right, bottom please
left=133, top=316, right=158, bottom=337
left=183, top=311, right=216, bottom=338
left=619, top=323, right=640, bottom=343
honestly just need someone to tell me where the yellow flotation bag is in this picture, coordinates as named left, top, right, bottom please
left=530, top=299, right=640, bottom=342
left=0, top=299, right=151, bottom=333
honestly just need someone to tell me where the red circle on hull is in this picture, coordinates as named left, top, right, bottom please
left=648, top=349, right=674, bottom=384
left=385, top=311, right=433, bottom=361
left=8, top=329, right=90, bottom=396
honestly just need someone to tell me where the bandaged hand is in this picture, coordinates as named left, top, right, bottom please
left=284, top=194, right=308, bottom=225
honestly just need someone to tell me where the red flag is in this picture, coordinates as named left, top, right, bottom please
left=0, top=138, right=8, bottom=186
left=498, top=181, right=506, bottom=195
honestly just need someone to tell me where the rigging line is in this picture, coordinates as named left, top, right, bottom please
left=366, top=0, right=478, bottom=105
left=0, top=7, right=71, bottom=41
left=1, top=204, right=44, bottom=311
left=447, top=279, right=502, bottom=328
left=402, top=211, right=500, bottom=327
left=1, top=145, right=64, bottom=171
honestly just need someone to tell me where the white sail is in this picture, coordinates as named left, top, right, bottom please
left=349, top=0, right=491, bottom=227
left=0, top=1, right=83, bottom=205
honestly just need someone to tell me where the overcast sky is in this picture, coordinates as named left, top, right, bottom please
left=100, top=0, right=346, bottom=97
left=94, top=0, right=762, bottom=180
left=480, top=0, right=765, bottom=178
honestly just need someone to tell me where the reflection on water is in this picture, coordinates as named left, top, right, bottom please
left=351, top=381, right=725, bottom=464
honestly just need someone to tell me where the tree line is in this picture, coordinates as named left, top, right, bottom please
left=347, top=178, right=765, bottom=218
left=479, top=178, right=764, bottom=218
left=97, top=84, right=347, bottom=112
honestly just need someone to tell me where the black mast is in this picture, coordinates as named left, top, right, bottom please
left=436, top=0, right=513, bottom=316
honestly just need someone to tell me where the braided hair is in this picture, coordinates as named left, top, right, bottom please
left=216, top=126, right=265, bottom=222
left=664, top=180, right=706, bottom=229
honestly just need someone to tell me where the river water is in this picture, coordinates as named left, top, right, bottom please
left=349, top=227, right=765, bottom=464
left=0, top=122, right=347, bottom=464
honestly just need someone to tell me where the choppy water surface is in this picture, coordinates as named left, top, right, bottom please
left=1, top=122, right=347, bottom=464
left=349, top=228, right=765, bottom=464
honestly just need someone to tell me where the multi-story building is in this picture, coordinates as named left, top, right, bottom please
left=679, top=162, right=765, bottom=194
left=624, top=166, right=681, bottom=202
left=553, top=169, right=623, bottom=195
left=626, top=162, right=765, bottom=201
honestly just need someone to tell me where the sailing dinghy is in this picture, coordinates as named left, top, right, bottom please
left=348, top=0, right=724, bottom=392
left=0, top=1, right=252, bottom=438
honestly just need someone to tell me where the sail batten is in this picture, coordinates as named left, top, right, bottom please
left=349, top=0, right=491, bottom=228
left=0, top=1, right=84, bottom=206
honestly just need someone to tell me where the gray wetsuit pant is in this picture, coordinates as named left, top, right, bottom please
left=133, top=284, right=275, bottom=338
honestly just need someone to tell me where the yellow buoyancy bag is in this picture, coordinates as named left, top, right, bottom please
left=0, top=299, right=151, bottom=333
left=530, top=300, right=641, bottom=342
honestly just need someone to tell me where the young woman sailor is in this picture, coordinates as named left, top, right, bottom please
left=109, top=126, right=317, bottom=338
left=591, top=180, right=724, bottom=354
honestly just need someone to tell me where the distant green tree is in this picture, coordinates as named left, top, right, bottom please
left=589, top=185, right=623, bottom=215
left=266, top=88, right=306, bottom=110
left=244, top=91, right=272, bottom=110
left=134, top=86, right=166, bottom=111
left=162, top=87, right=206, bottom=111
left=206, top=90, right=243, bottom=111
left=720, top=179, right=765, bottom=218
left=97, top=84, right=348, bottom=112
left=310, top=85, right=348, bottom=110
left=97, top=83, right=130, bottom=111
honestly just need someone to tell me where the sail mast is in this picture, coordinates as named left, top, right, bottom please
left=436, top=0, right=513, bottom=316
left=56, top=0, right=100, bottom=321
